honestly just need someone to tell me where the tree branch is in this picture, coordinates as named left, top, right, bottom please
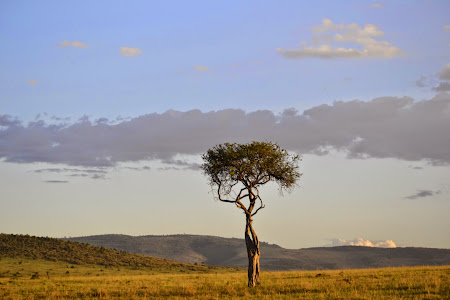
left=216, top=183, right=253, bottom=216
left=251, top=192, right=265, bottom=216
left=216, top=183, right=237, bottom=203
left=236, top=199, right=251, bottom=215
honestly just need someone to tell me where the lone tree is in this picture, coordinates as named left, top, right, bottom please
left=201, top=141, right=301, bottom=287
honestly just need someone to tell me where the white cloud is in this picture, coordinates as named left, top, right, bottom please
left=56, top=40, right=88, bottom=48
left=120, top=47, right=143, bottom=57
left=329, top=238, right=396, bottom=248
left=370, top=3, right=382, bottom=8
left=194, top=65, right=209, bottom=71
left=443, top=25, right=450, bottom=31
left=27, top=79, right=37, bottom=86
left=277, top=19, right=403, bottom=59
left=0, top=93, right=449, bottom=167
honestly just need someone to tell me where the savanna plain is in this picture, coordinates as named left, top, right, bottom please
left=1, top=258, right=449, bottom=299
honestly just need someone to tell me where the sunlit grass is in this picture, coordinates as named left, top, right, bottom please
left=0, top=258, right=234, bottom=278
left=1, top=259, right=448, bottom=299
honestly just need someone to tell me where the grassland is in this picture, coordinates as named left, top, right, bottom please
left=1, top=234, right=449, bottom=298
left=1, top=258, right=448, bottom=299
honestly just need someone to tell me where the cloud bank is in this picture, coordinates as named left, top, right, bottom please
left=328, top=238, right=396, bottom=248
left=439, top=63, right=450, bottom=81
left=31, top=167, right=108, bottom=180
left=1, top=93, right=449, bottom=167
left=434, top=63, right=450, bottom=92
left=405, top=190, right=441, bottom=200
left=277, top=19, right=403, bottom=59
left=44, top=180, right=69, bottom=184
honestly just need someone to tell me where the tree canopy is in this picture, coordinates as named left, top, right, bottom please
left=202, top=141, right=301, bottom=215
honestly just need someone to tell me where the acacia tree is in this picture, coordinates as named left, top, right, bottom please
left=201, top=141, right=301, bottom=287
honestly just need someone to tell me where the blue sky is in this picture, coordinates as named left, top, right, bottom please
left=1, top=0, right=449, bottom=249
left=2, top=0, right=448, bottom=119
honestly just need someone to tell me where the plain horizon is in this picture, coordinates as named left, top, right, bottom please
left=59, top=233, right=448, bottom=250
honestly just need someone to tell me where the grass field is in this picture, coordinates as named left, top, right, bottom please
left=1, top=258, right=449, bottom=299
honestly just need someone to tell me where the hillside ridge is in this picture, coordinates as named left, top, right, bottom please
left=0, top=233, right=222, bottom=273
left=66, top=234, right=450, bottom=271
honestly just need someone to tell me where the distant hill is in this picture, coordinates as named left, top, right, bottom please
left=0, top=233, right=221, bottom=272
left=66, top=234, right=450, bottom=271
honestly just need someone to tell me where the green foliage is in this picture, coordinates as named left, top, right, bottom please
left=202, top=141, right=301, bottom=199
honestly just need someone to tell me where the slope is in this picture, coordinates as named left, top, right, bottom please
left=66, top=234, right=450, bottom=271
left=0, top=233, right=227, bottom=273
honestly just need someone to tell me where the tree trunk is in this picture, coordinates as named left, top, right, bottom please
left=245, top=216, right=260, bottom=287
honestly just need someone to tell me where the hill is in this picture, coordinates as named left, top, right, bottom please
left=66, top=234, right=450, bottom=271
left=0, top=233, right=225, bottom=273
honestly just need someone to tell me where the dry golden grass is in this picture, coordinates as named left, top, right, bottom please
left=1, top=259, right=449, bottom=299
